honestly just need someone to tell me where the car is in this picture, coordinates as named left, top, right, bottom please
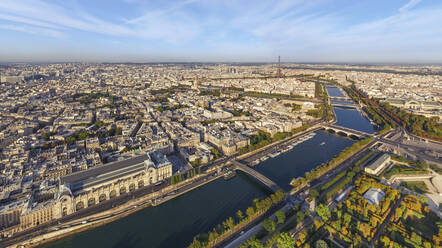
left=81, top=220, right=88, bottom=224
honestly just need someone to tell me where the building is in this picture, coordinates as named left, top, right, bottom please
left=56, top=150, right=172, bottom=217
left=364, top=153, right=391, bottom=175
left=363, top=188, right=385, bottom=205
left=0, top=150, right=173, bottom=237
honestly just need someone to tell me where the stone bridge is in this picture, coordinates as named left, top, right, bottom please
left=322, top=124, right=372, bottom=138
left=231, top=160, right=282, bottom=193
left=331, top=103, right=358, bottom=109
left=329, top=96, right=352, bottom=101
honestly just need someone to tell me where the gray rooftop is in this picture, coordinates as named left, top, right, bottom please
left=366, top=153, right=390, bottom=171
left=61, top=154, right=149, bottom=187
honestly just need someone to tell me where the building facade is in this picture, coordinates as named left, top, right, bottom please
left=0, top=150, right=173, bottom=237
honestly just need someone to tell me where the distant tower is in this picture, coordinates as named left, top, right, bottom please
left=277, top=56, right=283, bottom=78
left=192, top=78, right=198, bottom=90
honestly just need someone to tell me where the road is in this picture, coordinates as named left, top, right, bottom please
left=377, top=137, right=441, bottom=165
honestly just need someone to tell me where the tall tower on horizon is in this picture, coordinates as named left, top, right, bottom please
left=277, top=56, right=282, bottom=78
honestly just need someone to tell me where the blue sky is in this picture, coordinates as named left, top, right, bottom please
left=0, top=0, right=441, bottom=63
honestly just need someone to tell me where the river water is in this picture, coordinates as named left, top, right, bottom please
left=334, top=107, right=375, bottom=134
left=326, top=85, right=345, bottom=97
left=41, top=86, right=371, bottom=248
left=40, top=175, right=269, bottom=248
left=326, top=85, right=375, bottom=134
left=255, top=131, right=355, bottom=191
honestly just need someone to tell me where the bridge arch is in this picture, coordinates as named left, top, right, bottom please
left=326, top=128, right=336, bottom=134
left=349, top=134, right=360, bottom=140
left=336, top=131, right=348, bottom=137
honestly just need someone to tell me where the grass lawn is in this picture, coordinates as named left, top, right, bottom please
left=400, top=181, right=428, bottom=194
left=383, top=164, right=427, bottom=179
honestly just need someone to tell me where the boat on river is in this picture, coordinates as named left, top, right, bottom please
left=223, top=170, right=236, bottom=180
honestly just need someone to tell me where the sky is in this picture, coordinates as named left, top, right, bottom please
left=0, top=0, right=442, bottom=63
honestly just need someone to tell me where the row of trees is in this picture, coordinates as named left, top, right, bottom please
left=314, top=175, right=402, bottom=246
left=232, top=109, right=252, bottom=116
left=65, top=126, right=123, bottom=145
left=284, top=103, right=302, bottom=112
left=344, top=85, right=395, bottom=133
left=306, top=105, right=324, bottom=118
left=381, top=102, right=441, bottom=141
left=188, top=190, right=285, bottom=248
left=170, top=167, right=201, bottom=185
left=240, top=204, right=320, bottom=248
left=387, top=194, right=441, bottom=247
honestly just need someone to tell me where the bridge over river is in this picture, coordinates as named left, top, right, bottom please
left=231, top=160, right=282, bottom=193
left=322, top=124, right=373, bottom=138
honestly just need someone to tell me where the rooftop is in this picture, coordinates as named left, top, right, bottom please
left=363, top=188, right=385, bottom=205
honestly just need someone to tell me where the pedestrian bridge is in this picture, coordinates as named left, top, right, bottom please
left=231, top=160, right=282, bottom=193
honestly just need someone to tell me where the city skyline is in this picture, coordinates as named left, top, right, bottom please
left=1, top=0, right=442, bottom=63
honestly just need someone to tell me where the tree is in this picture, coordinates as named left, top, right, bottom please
left=315, top=204, right=331, bottom=222
left=275, top=210, right=286, bottom=224
left=297, top=230, right=307, bottom=245
left=208, top=229, right=219, bottom=243
left=65, top=136, right=76, bottom=145
left=226, top=217, right=235, bottom=232
left=310, top=189, right=319, bottom=199
left=246, top=207, right=255, bottom=219
left=188, top=235, right=206, bottom=248
left=296, top=211, right=305, bottom=222
left=343, top=213, right=351, bottom=227
left=261, top=218, right=276, bottom=232
left=193, top=158, right=200, bottom=167
left=360, top=222, right=371, bottom=238
left=380, top=236, right=390, bottom=247
left=236, top=210, right=244, bottom=221
left=315, top=240, right=328, bottom=248
left=277, top=232, right=296, bottom=248
left=410, top=232, right=422, bottom=246
left=240, top=236, right=264, bottom=248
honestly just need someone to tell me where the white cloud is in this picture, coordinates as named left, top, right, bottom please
left=0, top=0, right=201, bottom=43
left=0, top=23, right=64, bottom=38
left=399, top=0, right=422, bottom=12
